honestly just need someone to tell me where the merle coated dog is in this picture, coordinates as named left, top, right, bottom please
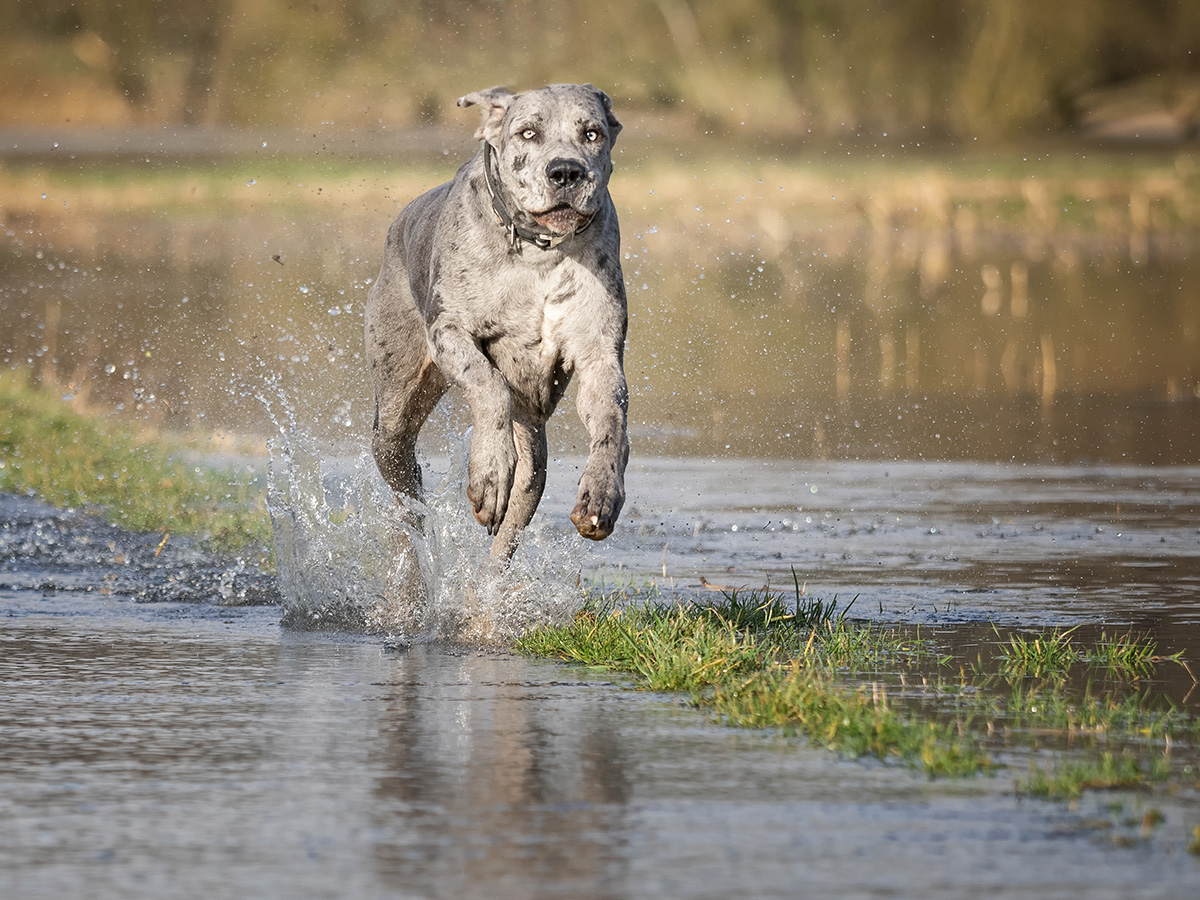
left=365, top=84, right=629, bottom=562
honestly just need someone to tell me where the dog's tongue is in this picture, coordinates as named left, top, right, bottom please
left=532, top=206, right=588, bottom=234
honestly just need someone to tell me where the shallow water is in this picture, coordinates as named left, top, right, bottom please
left=256, top=429, right=1200, bottom=660
left=3, top=586, right=1199, bottom=900
left=4, top=148, right=1200, bottom=895
left=586, top=457, right=1200, bottom=631
left=4, top=484, right=1200, bottom=898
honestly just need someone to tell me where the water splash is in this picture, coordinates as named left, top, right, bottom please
left=265, top=419, right=585, bottom=645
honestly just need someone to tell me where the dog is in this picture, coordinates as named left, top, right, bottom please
left=365, top=84, right=630, bottom=563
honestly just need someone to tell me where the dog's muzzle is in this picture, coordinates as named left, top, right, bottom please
left=482, top=143, right=595, bottom=250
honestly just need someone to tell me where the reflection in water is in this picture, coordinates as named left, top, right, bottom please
left=364, top=649, right=632, bottom=896
left=0, top=613, right=636, bottom=898
left=4, top=609, right=1200, bottom=900
left=2, top=173, right=1197, bottom=463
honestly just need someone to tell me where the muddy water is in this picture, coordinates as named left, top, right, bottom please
left=3, top=547, right=1199, bottom=899
left=5, top=480, right=1200, bottom=898
left=4, top=150, right=1200, bottom=895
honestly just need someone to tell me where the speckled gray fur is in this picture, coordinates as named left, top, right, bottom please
left=365, top=84, right=629, bottom=560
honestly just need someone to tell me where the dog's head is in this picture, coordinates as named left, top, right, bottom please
left=458, top=84, right=622, bottom=236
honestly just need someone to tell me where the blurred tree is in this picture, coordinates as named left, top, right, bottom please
left=3, top=0, right=233, bottom=122
left=0, top=0, right=1197, bottom=139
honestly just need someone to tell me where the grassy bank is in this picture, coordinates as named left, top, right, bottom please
left=0, top=371, right=271, bottom=556
left=517, top=588, right=1200, bottom=805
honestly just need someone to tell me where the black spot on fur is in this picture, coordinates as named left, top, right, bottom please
left=548, top=271, right=579, bottom=304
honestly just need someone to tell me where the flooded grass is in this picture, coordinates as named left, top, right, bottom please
left=6, top=148, right=1199, bottom=239
left=1021, top=753, right=1172, bottom=801
left=994, top=624, right=1083, bottom=678
left=1089, top=630, right=1188, bottom=679
left=517, top=585, right=1200, bottom=802
left=516, top=595, right=988, bottom=775
left=0, top=372, right=271, bottom=556
left=990, top=625, right=1189, bottom=680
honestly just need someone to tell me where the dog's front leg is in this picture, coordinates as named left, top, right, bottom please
left=427, top=321, right=516, bottom=533
left=570, top=354, right=629, bottom=541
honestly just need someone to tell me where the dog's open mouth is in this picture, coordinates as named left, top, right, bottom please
left=531, top=204, right=589, bottom=234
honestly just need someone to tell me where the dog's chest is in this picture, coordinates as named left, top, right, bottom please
left=485, top=262, right=573, bottom=344
left=479, top=263, right=586, bottom=414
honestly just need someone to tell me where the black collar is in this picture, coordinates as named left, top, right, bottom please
left=481, top=142, right=594, bottom=250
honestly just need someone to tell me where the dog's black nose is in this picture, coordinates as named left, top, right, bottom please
left=546, top=158, right=586, bottom=190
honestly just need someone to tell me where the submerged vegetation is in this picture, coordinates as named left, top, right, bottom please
left=0, top=372, right=270, bottom=555
left=517, top=585, right=1200, bottom=802
left=1022, top=753, right=1172, bottom=801
left=993, top=624, right=1190, bottom=680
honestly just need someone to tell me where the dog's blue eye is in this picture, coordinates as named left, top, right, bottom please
left=585, top=130, right=600, bottom=142
left=521, top=128, right=538, bottom=141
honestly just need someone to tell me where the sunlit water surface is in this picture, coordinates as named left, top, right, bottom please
left=266, top=433, right=1200, bottom=651
left=4, top=148, right=1200, bottom=896
left=3, top=587, right=1199, bottom=900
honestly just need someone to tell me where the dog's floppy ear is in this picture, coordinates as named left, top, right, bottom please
left=585, top=85, right=622, bottom=146
left=457, top=86, right=515, bottom=144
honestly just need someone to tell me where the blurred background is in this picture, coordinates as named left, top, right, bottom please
left=1, top=0, right=1199, bottom=463
left=4, top=0, right=1200, bottom=141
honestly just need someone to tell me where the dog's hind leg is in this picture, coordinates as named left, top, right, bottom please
left=366, top=296, right=447, bottom=629
left=490, top=420, right=548, bottom=562
left=371, top=360, right=445, bottom=502
left=368, top=299, right=447, bottom=503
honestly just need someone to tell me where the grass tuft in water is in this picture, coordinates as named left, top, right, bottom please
left=1022, top=752, right=1172, bottom=800
left=0, top=372, right=271, bottom=555
left=994, top=625, right=1081, bottom=678
left=1085, top=631, right=1185, bottom=680
left=517, top=600, right=770, bottom=691
left=519, top=585, right=1200, bottom=801
left=517, top=591, right=992, bottom=776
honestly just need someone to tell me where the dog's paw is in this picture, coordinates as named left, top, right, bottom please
left=570, top=468, right=625, bottom=541
left=467, top=435, right=517, bottom=534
